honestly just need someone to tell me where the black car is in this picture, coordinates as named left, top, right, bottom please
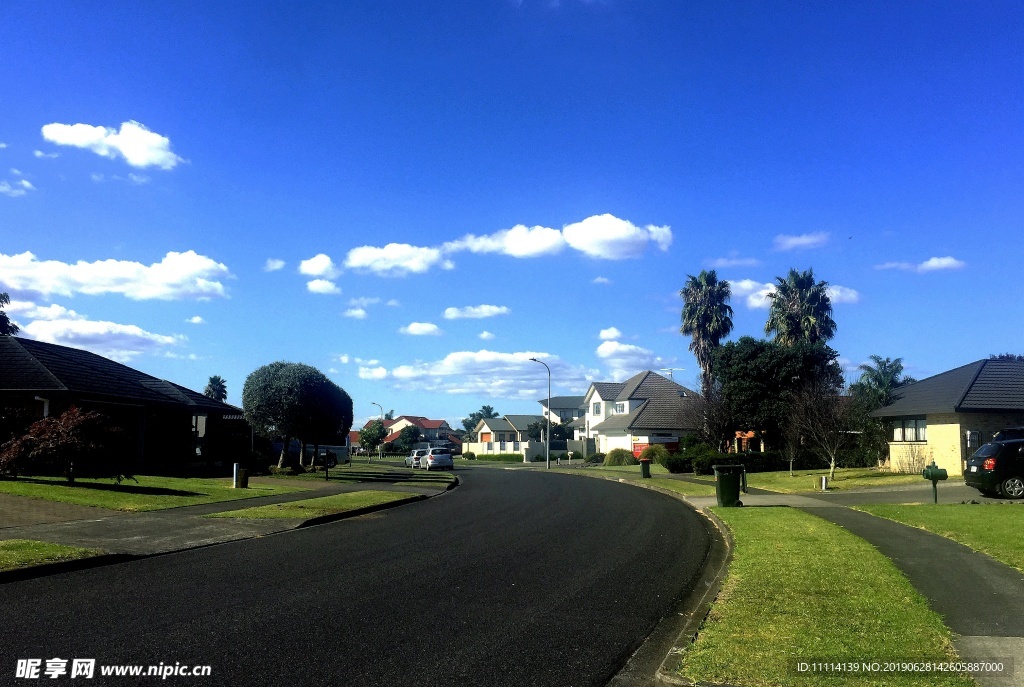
left=964, top=439, right=1024, bottom=498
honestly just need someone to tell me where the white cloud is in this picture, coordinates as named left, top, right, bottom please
left=562, top=214, right=672, bottom=259
left=727, top=279, right=775, bottom=309
left=400, top=322, right=442, bottom=336
left=348, top=296, right=381, bottom=308
left=442, top=304, right=510, bottom=319
left=358, top=366, right=388, bottom=380
left=187, top=315, right=205, bottom=324
left=127, top=173, right=149, bottom=185
left=355, top=357, right=380, bottom=365
left=264, top=258, right=285, bottom=272
left=10, top=168, right=22, bottom=176
left=599, top=326, right=622, bottom=340
left=389, top=349, right=597, bottom=399
left=827, top=285, right=860, bottom=304
left=443, top=224, right=566, bottom=258
left=343, top=308, right=367, bottom=319
left=0, top=180, right=32, bottom=197
left=595, top=340, right=661, bottom=382
left=593, top=276, right=612, bottom=285
left=0, top=142, right=6, bottom=148
left=5, top=300, right=85, bottom=322
left=338, top=354, right=350, bottom=364
left=707, top=254, right=760, bottom=268
left=299, top=253, right=340, bottom=279
left=386, top=299, right=400, bottom=307
left=33, top=150, right=59, bottom=159
left=875, top=256, right=966, bottom=273
left=773, top=232, right=829, bottom=251
left=0, top=250, right=230, bottom=300
left=41, top=120, right=184, bottom=170
left=91, top=173, right=105, bottom=183
left=478, top=331, right=495, bottom=340
left=345, top=243, right=453, bottom=276
left=306, top=279, right=340, bottom=295
left=22, top=318, right=181, bottom=362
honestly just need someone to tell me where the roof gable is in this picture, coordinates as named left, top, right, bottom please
left=874, top=359, right=1024, bottom=417
left=615, top=371, right=696, bottom=401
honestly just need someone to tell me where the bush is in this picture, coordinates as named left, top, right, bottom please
left=639, top=444, right=670, bottom=466
left=477, top=453, right=525, bottom=463
left=664, top=453, right=691, bottom=474
left=462, top=451, right=476, bottom=461
left=604, top=448, right=638, bottom=466
left=586, top=452, right=605, bottom=464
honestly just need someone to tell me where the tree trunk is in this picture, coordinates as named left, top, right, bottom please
left=277, top=435, right=290, bottom=469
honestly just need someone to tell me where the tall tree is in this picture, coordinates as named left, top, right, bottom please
left=384, top=409, right=395, bottom=420
left=461, top=405, right=500, bottom=440
left=0, top=292, right=19, bottom=336
left=204, top=375, right=228, bottom=402
left=764, top=268, right=836, bottom=346
left=849, top=355, right=916, bottom=467
left=680, top=270, right=734, bottom=398
left=395, top=425, right=422, bottom=454
left=359, top=420, right=386, bottom=458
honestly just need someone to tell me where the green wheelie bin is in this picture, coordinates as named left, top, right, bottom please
left=712, top=464, right=747, bottom=507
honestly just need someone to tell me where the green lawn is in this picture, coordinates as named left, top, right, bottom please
left=0, top=539, right=102, bottom=572
left=673, top=508, right=971, bottom=687
left=267, top=464, right=455, bottom=486
left=691, top=467, right=927, bottom=493
left=857, top=504, right=1024, bottom=573
left=552, top=465, right=719, bottom=497
left=0, top=475, right=307, bottom=512
left=206, top=490, right=415, bottom=519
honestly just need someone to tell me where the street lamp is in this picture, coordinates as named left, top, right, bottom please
left=528, top=358, right=551, bottom=470
left=371, top=402, right=383, bottom=463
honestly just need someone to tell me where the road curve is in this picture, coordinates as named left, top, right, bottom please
left=0, top=467, right=711, bottom=687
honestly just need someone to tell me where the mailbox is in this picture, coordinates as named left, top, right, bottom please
left=922, top=460, right=947, bottom=503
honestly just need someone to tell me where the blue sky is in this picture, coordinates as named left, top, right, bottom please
left=1, top=1, right=1022, bottom=427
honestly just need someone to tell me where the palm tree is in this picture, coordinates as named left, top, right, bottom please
left=0, top=292, right=19, bottom=336
left=204, top=375, right=228, bottom=402
left=853, top=355, right=913, bottom=408
left=764, top=267, right=836, bottom=345
left=680, top=270, right=734, bottom=398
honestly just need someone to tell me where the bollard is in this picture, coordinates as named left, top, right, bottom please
left=233, top=463, right=240, bottom=489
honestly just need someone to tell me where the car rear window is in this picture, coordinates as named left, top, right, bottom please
left=431, top=450, right=450, bottom=456
left=973, top=443, right=1003, bottom=459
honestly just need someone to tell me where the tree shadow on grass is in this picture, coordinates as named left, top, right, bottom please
left=11, top=478, right=203, bottom=497
left=333, top=469, right=453, bottom=485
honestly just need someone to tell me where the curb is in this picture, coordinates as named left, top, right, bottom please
left=1, top=476, right=460, bottom=585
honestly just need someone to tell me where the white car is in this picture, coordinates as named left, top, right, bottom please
left=405, top=449, right=427, bottom=468
left=422, top=448, right=454, bottom=470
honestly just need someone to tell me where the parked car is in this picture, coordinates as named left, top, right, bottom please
left=422, top=447, right=454, bottom=470
left=964, top=439, right=1024, bottom=498
left=406, top=449, right=427, bottom=468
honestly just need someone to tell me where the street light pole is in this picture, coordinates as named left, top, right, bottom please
left=371, top=402, right=383, bottom=463
left=529, top=358, right=551, bottom=470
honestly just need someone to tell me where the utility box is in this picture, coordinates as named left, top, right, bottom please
left=922, top=460, right=947, bottom=503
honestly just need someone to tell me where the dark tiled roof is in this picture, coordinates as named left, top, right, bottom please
left=873, top=359, right=1024, bottom=417
left=538, top=395, right=585, bottom=409
left=0, top=336, right=238, bottom=413
left=590, top=382, right=625, bottom=400
left=504, top=414, right=546, bottom=431
left=591, top=397, right=700, bottom=433
left=567, top=416, right=586, bottom=428
left=477, top=417, right=513, bottom=432
left=615, top=371, right=696, bottom=401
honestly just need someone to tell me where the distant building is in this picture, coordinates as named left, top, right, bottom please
left=538, top=395, right=585, bottom=424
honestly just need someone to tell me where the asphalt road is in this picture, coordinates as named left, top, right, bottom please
left=0, top=467, right=711, bottom=687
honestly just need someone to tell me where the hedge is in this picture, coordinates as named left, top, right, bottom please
left=475, top=453, right=527, bottom=463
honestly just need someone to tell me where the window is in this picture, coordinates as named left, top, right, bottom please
left=593, top=403, right=601, bottom=415
left=893, top=419, right=926, bottom=442
left=615, top=403, right=625, bottom=414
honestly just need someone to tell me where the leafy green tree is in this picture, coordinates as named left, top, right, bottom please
left=360, top=419, right=386, bottom=457
left=384, top=409, right=395, bottom=420
left=526, top=420, right=572, bottom=442
left=204, top=375, right=228, bottom=402
left=242, top=362, right=353, bottom=469
left=680, top=270, right=733, bottom=398
left=764, top=268, right=836, bottom=346
left=461, top=405, right=500, bottom=440
left=712, top=336, right=842, bottom=450
left=0, top=292, right=19, bottom=336
left=395, top=425, right=422, bottom=453
left=849, top=355, right=916, bottom=467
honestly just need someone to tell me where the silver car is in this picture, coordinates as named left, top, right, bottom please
left=422, top=448, right=454, bottom=470
left=405, top=449, right=427, bottom=468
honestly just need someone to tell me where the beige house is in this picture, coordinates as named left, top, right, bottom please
left=872, top=358, right=1024, bottom=476
left=464, top=414, right=548, bottom=461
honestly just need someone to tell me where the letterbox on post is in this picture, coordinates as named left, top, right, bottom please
left=921, top=460, right=948, bottom=503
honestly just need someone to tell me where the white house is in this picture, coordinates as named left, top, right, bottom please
left=464, top=414, right=548, bottom=461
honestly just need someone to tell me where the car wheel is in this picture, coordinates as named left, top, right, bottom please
left=1000, top=476, right=1024, bottom=499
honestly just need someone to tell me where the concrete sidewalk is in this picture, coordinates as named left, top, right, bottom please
left=0, top=477, right=451, bottom=556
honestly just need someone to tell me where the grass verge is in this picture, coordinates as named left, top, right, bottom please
left=674, top=508, right=971, bottom=687
left=690, top=467, right=927, bottom=493
left=552, top=465, right=719, bottom=497
left=856, top=503, right=1024, bottom=573
left=0, top=475, right=306, bottom=512
left=205, top=490, right=415, bottom=519
left=266, top=464, right=455, bottom=486
left=0, top=539, right=102, bottom=572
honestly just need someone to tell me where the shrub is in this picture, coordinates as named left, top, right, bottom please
left=664, top=453, right=691, bottom=474
left=462, top=451, right=476, bottom=461
left=604, top=448, right=638, bottom=466
left=587, top=452, right=605, bottom=464
left=639, top=444, right=670, bottom=466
